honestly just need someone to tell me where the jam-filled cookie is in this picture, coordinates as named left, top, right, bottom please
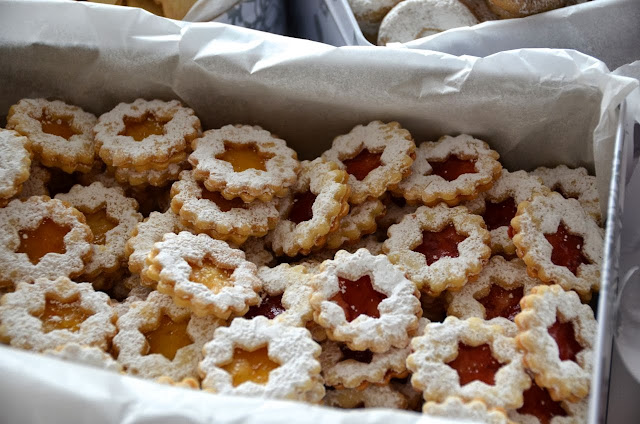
left=0, top=129, right=31, bottom=206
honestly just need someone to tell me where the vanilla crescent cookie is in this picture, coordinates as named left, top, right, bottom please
left=508, top=381, right=588, bottom=424
left=56, top=182, right=142, bottom=279
left=322, top=121, right=415, bottom=205
left=0, top=196, right=93, bottom=286
left=487, top=0, right=567, bottom=18
left=515, top=285, right=596, bottom=402
left=44, top=342, right=123, bottom=373
left=7, top=98, right=97, bottom=174
left=0, top=129, right=31, bottom=205
left=407, top=316, right=530, bottom=409
left=189, top=124, right=300, bottom=203
left=171, top=170, right=279, bottom=246
left=268, top=158, right=350, bottom=256
left=510, top=192, right=602, bottom=299
left=384, top=204, right=491, bottom=295
left=532, top=165, right=601, bottom=225
left=113, top=291, right=224, bottom=381
left=393, top=134, right=502, bottom=206
left=424, top=397, right=513, bottom=424
left=18, top=162, right=51, bottom=200
left=0, top=277, right=116, bottom=351
left=447, top=256, right=541, bottom=336
left=324, top=384, right=408, bottom=409
left=463, top=170, right=549, bottom=256
left=310, top=248, right=421, bottom=352
left=324, top=198, right=385, bottom=250
left=143, top=231, right=262, bottom=318
left=94, top=99, right=201, bottom=168
left=199, top=316, right=325, bottom=403
left=378, top=0, right=480, bottom=45
left=320, top=339, right=410, bottom=389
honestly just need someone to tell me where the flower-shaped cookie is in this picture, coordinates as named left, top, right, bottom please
left=508, top=381, right=588, bottom=424
left=407, top=316, right=530, bottom=409
left=241, top=237, right=274, bottom=268
left=322, top=121, right=415, bottom=204
left=384, top=204, right=491, bottom=295
left=143, top=231, right=262, bottom=318
left=7, top=98, right=97, bottom=173
left=56, top=182, right=142, bottom=279
left=189, top=124, right=300, bottom=202
left=0, top=129, right=31, bottom=206
left=515, top=285, right=596, bottom=402
left=0, top=277, right=116, bottom=351
left=424, top=397, right=513, bottom=424
left=171, top=170, right=279, bottom=245
left=310, top=248, right=421, bottom=352
left=393, top=134, right=501, bottom=206
left=325, top=198, right=385, bottom=250
left=510, top=192, right=602, bottom=299
left=0, top=196, right=93, bottom=286
left=268, top=158, right=350, bottom=256
left=199, top=316, right=325, bottom=403
left=113, top=291, right=224, bottom=381
left=110, top=161, right=185, bottom=187
left=324, top=384, right=408, bottom=409
left=377, top=194, right=418, bottom=230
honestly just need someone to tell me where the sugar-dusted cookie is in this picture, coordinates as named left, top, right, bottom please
left=0, top=129, right=31, bottom=205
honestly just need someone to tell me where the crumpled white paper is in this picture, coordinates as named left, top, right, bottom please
left=0, top=1, right=637, bottom=423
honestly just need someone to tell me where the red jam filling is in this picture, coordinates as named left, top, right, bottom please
left=447, top=343, right=502, bottom=386
left=288, top=191, right=317, bottom=224
left=329, top=275, right=387, bottom=322
left=482, top=197, right=518, bottom=231
left=413, top=225, right=467, bottom=266
left=544, top=223, right=589, bottom=276
left=339, top=344, right=374, bottom=364
left=548, top=318, right=583, bottom=362
left=244, top=294, right=286, bottom=320
left=478, top=285, right=523, bottom=321
left=343, top=149, right=382, bottom=181
left=517, top=382, right=567, bottom=424
left=430, top=156, right=476, bottom=182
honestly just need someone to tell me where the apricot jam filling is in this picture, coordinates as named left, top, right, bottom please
left=17, top=218, right=71, bottom=264
left=343, top=149, right=382, bottom=181
left=330, top=275, right=387, bottom=322
left=548, top=318, right=582, bottom=362
left=83, top=208, right=118, bottom=245
left=216, top=143, right=270, bottom=172
left=446, top=343, right=502, bottom=386
left=482, top=197, right=517, bottom=231
left=120, top=112, right=168, bottom=141
left=189, top=259, right=233, bottom=294
left=413, top=225, right=467, bottom=266
left=544, top=223, right=589, bottom=275
left=144, top=314, right=193, bottom=361
left=478, top=285, right=523, bottom=321
left=429, top=156, right=476, bottom=181
left=222, top=346, right=280, bottom=387
left=339, top=344, right=374, bottom=364
left=288, top=191, right=317, bottom=224
left=39, top=112, right=79, bottom=140
left=35, top=296, right=92, bottom=333
left=199, top=183, right=247, bottom=211
left=244, top=294, right=285, bottom=320
left=517, top=382, right=567, bottom=424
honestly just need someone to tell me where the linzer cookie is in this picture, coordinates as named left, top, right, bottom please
left=142, top=231, right=262, bottom=318
left=55, top=182, right=142, bottom=280
left=447, top=256, right=541, bottom=336
left=377, top=194, right=417, bottom=231
left=268, top=158, right=350, bottom=256
left=322, top=121, right=415, bottom=205
left=0, top=196, right=93, bottom=286
left=406, top=316, right=530, bottom=409
left=113, top=291, right=223, bottom=381
left=324, top=384, right=408, bottom=409
left=0, top=129, right=31, bottom=206
left=172, top=170, right=280, bottom=246
left=508, top=381, right=588, bottom=423
left=510, top=192, right=602, bottom=299
left=515, top=285, right=596, bottom=402
left=532, top=165, right=601, bottom=225
left=189, top=124, right=300, bottom=203
left=463, top=170, right=549, bottom=256
left=393, top=134, right=501, bottom=206
left=199, top=316, right=325, bottom=403
left=94, top=99, right=200, bottom=168
left=310, top=249, right=421, bottom=352
left=383, top=204, right=491, bottom=295
left=44, top=342, right=123, bottom=373
left=0, top=277, right=116, bottom=351
left=423, top=397, right=513, bottom=424
left=324, top=198, right=385, bottom=250
left=7, top=98, right=97, bottom=174
left=241, top=237, right=274, bottom=268
left=110, top=161, right=184, bottom=187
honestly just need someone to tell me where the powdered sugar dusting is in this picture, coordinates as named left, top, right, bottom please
left=0, top=129, right=31, bottom=200
left=44, top=342, right=123, bottom=373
